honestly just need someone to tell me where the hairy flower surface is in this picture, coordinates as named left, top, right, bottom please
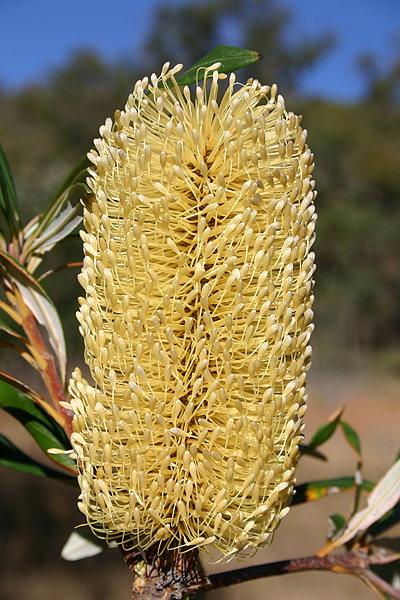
left=69, top=62, right=316, bottom=560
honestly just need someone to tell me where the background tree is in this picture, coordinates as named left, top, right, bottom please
left=1, top=0, right=400, bottom=598
left=145, top=0, right=334, bottom=92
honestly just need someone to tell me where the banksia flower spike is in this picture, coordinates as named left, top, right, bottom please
left=69, top=62, right=316, bottom=561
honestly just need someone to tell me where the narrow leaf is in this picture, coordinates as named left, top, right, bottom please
left=368, top=501, right=400, bottom=538
left=307, top=405, right=345, bottom=451
left=17, top=283, right=67, bottom=384
left=175, top=45, right=262, bottom=88
left=327, top=514, right=347, bottom=541
left=299, top=443, right=327, bottom=461
left=369, top=563, right=400, bottom=600
left=38, top=261, right=82, bottom=282
left=0, top=377, right=77, bottom=473
left=0, top=141, right=21, bottom=240
left=0, top=339, right=39, bottom=369
left=27, top=190, right=84, bottom=253
left=362, top=573, right=398, bottom=600
left=0, top=248, right=67, bottom=384
left=0, top=298, right=23, bottom=326
left=0, top=433, right=77, bottom=484
left=0, top=314, right=27, bottom=342
left=293, top=476, right=375, bottom=505
left=31, top=155, right=90, bottom=239
left=321, top=459, right=400, bottom=554
left=350, top=463, right=364, bottom=518
left=0, top=367, right=65, bottom=426
left=372, top=539, right=400, bottom=555
left=61, top=532, right=103, bottom=561
left=0, top=370, right=57, bottom=411
left=341, top=420, right=362, bottom=463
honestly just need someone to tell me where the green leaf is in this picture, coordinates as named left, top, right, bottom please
left=0, top=370, right=65, bottom=425
left=0, top=339, right=39, bottom=370
left=22, top=156, right=89, bottom=268
left=372, top=538, right=400, bottom=555
left=25, top=185, right=85, bottom=254
left=0, top=433, right=77, bottom=485
left=307, top=405, right=345, bottom=451
left=299, top=443, right=327, bottom=461
left=35, top=155, right=89, bottom=235
left=341, top=420, right=362, bottom=461
left=37, top=259, right=82, bottom=283
left=0, top=377, right=77, bottom=474
left=175, top=45, right=262, bottom=88
left=0, top=314, right=26, bottom=342
left=364, top=571, right=397, bottom=600
left=327, top=514, right=347, bottom=541
left=326, top=459, right=400, bottom=552
left=368, top=501, right=400, bottom=538
left=0, top=141, right=21, bottom=242
left=292, top=477, right=375, bottom=505
left=0, top=248, right=67, bottom=384
left=370, top=560, right=400, bottom=599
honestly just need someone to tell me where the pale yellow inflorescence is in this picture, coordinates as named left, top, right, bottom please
left=69, top=62, right=316, bottom=560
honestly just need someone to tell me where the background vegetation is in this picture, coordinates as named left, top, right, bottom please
left=1, top=1, right=400, bottom=599
left=2, top=0, right=400, bottom=365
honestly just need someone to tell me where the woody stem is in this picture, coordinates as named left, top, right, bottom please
left=122, top=546, right=400, bottom=600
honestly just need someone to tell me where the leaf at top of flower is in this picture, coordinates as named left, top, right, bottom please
left=0, top=141, right=22, bottom=244
left=174, top=45, right=262, bottom=88
left=0, top=248, right=67, bottom=385
left=0, top=433, right=77, bottom=484
left=0, top=377, right=77, bottom=473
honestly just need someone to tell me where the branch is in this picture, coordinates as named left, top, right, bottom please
left=195, top=552, right=365, bottom=593
left=121, top=545, right=400, bottom=600
left=189, top=549, right=400, bottom=597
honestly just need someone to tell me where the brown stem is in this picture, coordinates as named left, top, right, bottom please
left=121, top=544, right=400, bottom=600
left=120, top=545, right=207, bottom=600
left=191, top=549, right=400, bottom=597
left=197, top=552, right=365, bottom=593
left=365, top=570, right=400, bottom=600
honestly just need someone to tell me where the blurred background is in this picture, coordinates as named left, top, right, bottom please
left=1, top=0, right=400, bottom=598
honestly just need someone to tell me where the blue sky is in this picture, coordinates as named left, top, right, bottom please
left=1, top=0, right=399, bottom=101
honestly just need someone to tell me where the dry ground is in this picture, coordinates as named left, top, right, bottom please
left=1, top=366, right=399, bottom=600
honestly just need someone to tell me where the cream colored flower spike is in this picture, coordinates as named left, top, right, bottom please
left=69, top=64, right=316, bottom=560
